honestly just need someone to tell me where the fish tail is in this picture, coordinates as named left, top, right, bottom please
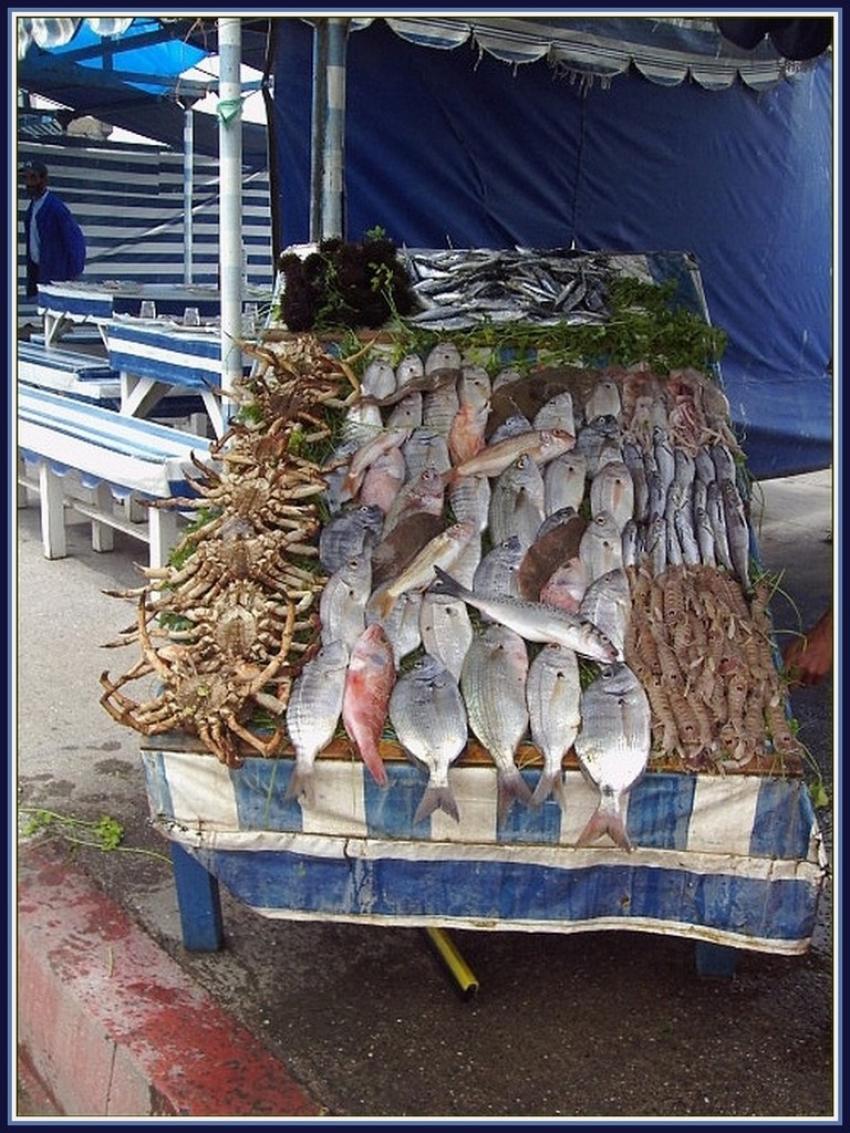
left=285, top=765, right=315, bottom=806
left=431, top=565, right=465, bottom=599
left=530, top=769, right=566, bottom=809
left=356, top=738, right=389, bottom=788
left=497, top=768, right=533, bottom=821
left=414, top=786, right=460, bottom=825
left=576, top=798, right=632, bottom=851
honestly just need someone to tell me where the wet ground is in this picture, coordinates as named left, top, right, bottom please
left=15, top=470, right=835, bottom=1119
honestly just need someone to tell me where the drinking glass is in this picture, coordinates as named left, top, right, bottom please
left=183, top=307, right=200, bottom=327
left=139, top=300, right=156, bottom=319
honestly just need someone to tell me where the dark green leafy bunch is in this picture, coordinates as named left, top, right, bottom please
left=278, top=229, right=417, bottom=332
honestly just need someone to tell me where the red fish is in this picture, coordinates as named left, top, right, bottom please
left=342, top=624, right=396, bottom=787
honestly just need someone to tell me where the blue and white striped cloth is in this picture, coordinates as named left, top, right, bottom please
left=142, top=750, right=827, bottom=954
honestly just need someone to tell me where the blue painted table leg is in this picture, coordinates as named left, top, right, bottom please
left=169, top=842, right=223, bottom=952
left=695, top=941, right=738, bottom=978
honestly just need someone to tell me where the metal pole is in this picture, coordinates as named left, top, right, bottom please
left=309, top=20, right=328, bottom=243
left=321, top=17, right=348, bottom=240
left=183, top=103, right=194, bottom=285
left=218, top=16, right=243, bottom=414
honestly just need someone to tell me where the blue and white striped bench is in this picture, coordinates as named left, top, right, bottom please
left=17, top=385, right=211, bottom=567
left=18, top=340, right=121, bottom=406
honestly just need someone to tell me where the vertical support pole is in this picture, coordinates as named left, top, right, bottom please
left=309, top=20, right=329, bottom=242
left=169, top=842, right=223, bottom=952
left=38, top=461, right=66, bottom=559
left=218, top=16, right=243, bottom=427
left=148, top=505, right=179, bottom=570
left=321, top=17, right=348, bottom=240
left=91, top=482, right=115, bottom=552
left=183, top=103, right=194, bottom=285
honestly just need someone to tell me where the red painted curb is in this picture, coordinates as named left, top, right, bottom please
left=16, top=841, right=324, bottom=1118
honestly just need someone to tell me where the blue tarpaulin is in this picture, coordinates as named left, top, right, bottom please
left=271, top=18, right=832, bottom=479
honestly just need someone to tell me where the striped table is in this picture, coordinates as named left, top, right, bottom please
left=142, top=746, right=826, bottom=959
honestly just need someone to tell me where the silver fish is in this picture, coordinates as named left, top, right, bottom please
left=589, top=460, right=634, bottom=531
left=366, top=587, right=423, bottom=667
left=666, top=516, right=683, bottom=567
left=574, top=663, right=651, bottom=851
left=425, top=341, right=462, bottom=377
left=458, top=365, right=491, bottom=404
left=473, top=535, right=525, bottom=607
left=383, top=466, right=445, bottom=536
left=488, top=454, right=546, bottom=549
left=653, top=426, right=675, bottom=495
left=578, top=568, right=631, bottom=660
left=432, top=567, right=618, bottom=663
left=395, top=353, right=425, bottom=391
left=386, top=390, right=423, bottom=430
left=285, top=640, right=349, bottom=804
left=544, top=451, right=587, bottom=516
left=359, top=446, right=406, bottom=515
left=646, top=469, right=666, bottom=522
left=361, top=358, right=397, bottom=402
left=420, top=592, right=474, bottom=682
left=526, top=644, right=580, bottom=808
left=673, top=448, right=696, bottom=489
left=706, top=481, right=734, bottom=572
left=449, top=474, right=491, bottom=534
left=489, top=413, right=533, bottom=445
left=579, top=510, right=624, bottom=584
left=319, top=551, right=372, bottom=650
left=423, top=383, right=460, bottom=439
left=596, top=437, right=624, bottom=472
left=575, top=417, right=619, bottom=478
left=460, top=625, right=532, bottom=819
left=533, top=391, right=575, bottom=436
left=692, top=476, right=708, bottom=518
left=322, top=436, right=361, bottom=515
left=721, top=478, right=751, bottom=591
left=585, top=378, right=622, bottom=422
left=319, top=504, right=384, bottom=574
left=450, top=534, right=483, bottom=589
left=621, top=519, right=639, bottom=568
left=694, top=446, right=716, bottom=485
left=389, top=656, right=468, bottom=824
left=694, top=506, right=716, bottom=567
left=710, top=442, right=737, bottom=484
left=341, top=400, right=384, bottom=448
left=673, top=506, right=701, bottom=566
left=645, top=514, right=667, bottom=575
left=403, top=429, right=451, bottom=481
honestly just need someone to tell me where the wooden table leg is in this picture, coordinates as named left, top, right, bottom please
left=169, top=842, right=223, bottom=952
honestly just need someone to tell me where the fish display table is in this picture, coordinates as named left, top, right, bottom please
left=142, top=739, right=826, bottom=969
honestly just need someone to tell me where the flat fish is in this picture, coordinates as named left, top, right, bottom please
left=517, top=509, right=586, bottom=601
left=533, top=391, right=575, bottom=436
left=432, top=567, right=618, bottom=663
left=319, top=504, right=384, bottom=574
left=579, top=510, right=624, bottom=584
left=460, top=624, right=532, bottom=820
left=341, top=624, right=396, bottom=787
left=589, top=460, right=634, bottom=531
left=488, top=454, right=546, bottom=549
left=539, top=556, right=588, bottom=613
left=319, top=551, right=372, bottom=650
left=574, top=662, right=651, bottom=851
left=389, top=655, right=468, bottom=824
left=544, top=451, right=587, bottom=516
left=285, top=640, right=349, bottom=804
left=526, top=644, right=580, bottom=808
left=578, top=567, right=631, bottom=660
left=420, top=592, right=474, bottom=682
left=473, top=535, right=525, bottom=608
left=359, top=445, right=406, bottom=515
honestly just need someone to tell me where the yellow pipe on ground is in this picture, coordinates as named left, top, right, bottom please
left=425, top=927, right=479, bottom=999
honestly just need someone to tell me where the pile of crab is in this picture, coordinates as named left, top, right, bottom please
left=99, top=334, right=363, bottom=767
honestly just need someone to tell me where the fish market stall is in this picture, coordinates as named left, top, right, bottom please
left=100, top=243, right=827, bottom=970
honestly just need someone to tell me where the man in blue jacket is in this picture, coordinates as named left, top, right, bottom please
left=22, top=159, right=86, bottom=297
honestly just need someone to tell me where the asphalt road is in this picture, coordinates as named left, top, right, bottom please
left=15, top=469, right=834, bottom=1119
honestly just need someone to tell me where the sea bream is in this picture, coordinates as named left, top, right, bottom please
left=449, top=369, right=491, bottom=465
left=539, top=556, right=588, bottom=614
left=432, top=567, right=618, bottom=663
left=544, top=451, right=587, bottom=516
left=319, top=551, right=372, bottom=650
left=589, top=460, right=634, bottom=531
left=319, top=504, right=384, bottom=574
left=460, top=624, right=532, bottom=819
left=533, top=390, right=575, bottom=436
left=341, top=624, right=396, bottom=787
left=389, top=655, right=469, bottom=824
left=285, top=640, right=349, bottom=804
left=577, top=568, right=631, bottom=660
left=420, top=592, right=474, bottom=681
left=574, top=662, right=651, bottom=851
left=472, top=535, right=525, bottom=609
left=359, top=446, right=406, bottom=515
left=488, top=454, right=546, bottom=549
left=526, top=644, right=581, bottom=808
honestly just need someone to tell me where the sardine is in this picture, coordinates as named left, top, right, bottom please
left=460, top=625, right=532, bottom=819
left=432, top=567, right=618, bottom=663
left=285, top=640, right=349, bottom=804
left=526, top=644, right=580, bottom=808
left=420, top=593, right=474, bottom=682
left=389, top=656, right=468, bottom=824
left=574, top=663, right=651, bottom=851
left=319, top=551, right=372, bottom=650
left=342, top=624, right=396, bottom=787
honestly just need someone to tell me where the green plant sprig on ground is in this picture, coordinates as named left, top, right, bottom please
left=19, top=807, right=171, bottom=863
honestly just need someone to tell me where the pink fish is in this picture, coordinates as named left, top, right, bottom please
left=448, top=400, right=489, bottom=466
left=342, top=624, right=396, bottom=787
left=359, top=446, right=406, bottom=514
left=539, top=557, right=588, bottom=614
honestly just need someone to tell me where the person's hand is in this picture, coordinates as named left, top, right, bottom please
left=783, top=609, right=833, bottom=687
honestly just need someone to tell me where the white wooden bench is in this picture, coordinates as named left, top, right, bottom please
left=17, top=386, right=211, bottom=568
left=18, top=340, right=122, bottom=405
